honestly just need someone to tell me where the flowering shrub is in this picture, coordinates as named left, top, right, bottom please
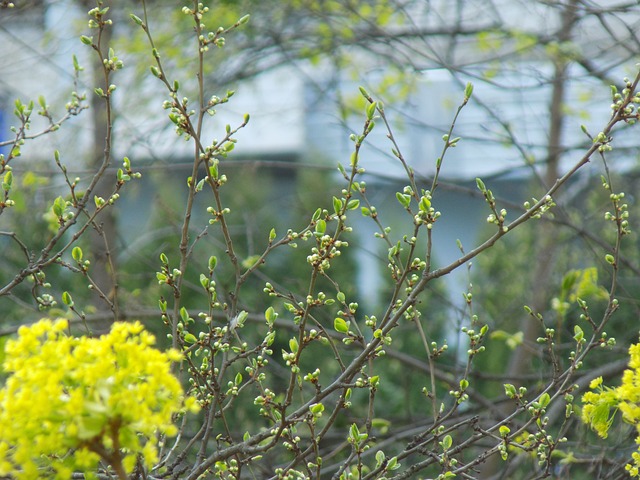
left=0, top=319, right=197, bottom=479
left=582, top=343, right=640, bottom=477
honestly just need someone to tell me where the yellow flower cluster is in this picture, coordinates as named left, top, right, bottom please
left=0, top=319, right=198, bottom=479
left=582, top=343, right=640, bottom=476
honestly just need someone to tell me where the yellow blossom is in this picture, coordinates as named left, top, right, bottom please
left=0, top=319, right=199, bottom=479
left=582, top=341, right=640, bottom=476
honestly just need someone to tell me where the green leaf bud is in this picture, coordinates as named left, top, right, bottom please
left=504, top=383, right=516, bottom=398
left=130, top=13, right=143, bottom=26
left=573, top=325, right=584, bottom=342
left=464, top=82, right=474, bottom=99
left=396, top=192, right=410, bottom=208
left=366, top=101, right=377, bottom=120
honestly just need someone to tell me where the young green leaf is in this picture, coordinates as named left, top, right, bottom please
left=347, top=199, right=360, bottom=210
left=419, top=196, right=431, bottom=212
left=441, top=434, right=452, bottom=451
left=72, top=246, right=83, bottom=262
left=333, top=196, right=343, bottom=215
left=265, top=306, right=277, bottom=325
left=334, top=317, right=349, bottom=334
left=538, top=392, right=551, bottom=408
left=52, top=196, right=66, bottom=217
left=396, top=192, right=411, bottom=208
left=2, top=171, right=12, bottom=192
left=62, top=291, right=73, bottom=307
